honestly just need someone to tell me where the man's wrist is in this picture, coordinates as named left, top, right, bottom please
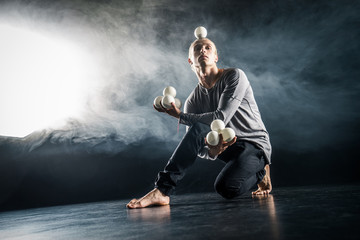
left=208, top=148, right=218, bottom=158
left=179, top=112, right=185, bottom=122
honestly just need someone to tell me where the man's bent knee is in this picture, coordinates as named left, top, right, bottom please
left=214, top=180, right=247, bottom=199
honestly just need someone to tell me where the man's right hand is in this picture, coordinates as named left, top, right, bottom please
left=153, top=104, right=166, bottom=112
left=153, top=102, right=181, bottom=119
left=206, top=134, right=237, bottom=158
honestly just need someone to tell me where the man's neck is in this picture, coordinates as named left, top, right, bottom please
left=196, top=65, right=222, bottom=89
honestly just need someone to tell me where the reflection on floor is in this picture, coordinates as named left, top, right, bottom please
left=0, top=185, right=359, bottom=240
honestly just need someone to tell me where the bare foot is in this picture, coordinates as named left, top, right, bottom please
left=252, top=165, right=272, bottom=195
left=126, top=188, right=170, bottom=209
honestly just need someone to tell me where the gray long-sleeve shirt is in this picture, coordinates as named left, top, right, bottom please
left=179, top=68, right=272, bottom=164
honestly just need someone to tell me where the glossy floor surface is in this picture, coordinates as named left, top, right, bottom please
left=0, top=185, right=359, bottom=240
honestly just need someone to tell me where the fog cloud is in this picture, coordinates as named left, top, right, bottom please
left=0, top=0, right=359, bottom=154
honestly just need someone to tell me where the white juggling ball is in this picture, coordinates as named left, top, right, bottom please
left=161, top=95, right=175, bottom=109
left=163, top=86, right=176, bottom=98
left=206, top=130, right=219, bottom=146
left=219, top=128, right=236, bottom=142
left=210, top=119, right=225, bottom=132
left=175, top=98, right=182, bottom=109
left=154, top=96, right=163, bottom=109
left=194, top=26, right=207, bottom=39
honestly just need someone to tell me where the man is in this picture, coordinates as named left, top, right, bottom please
left=127, top=37, right=272, bottom=209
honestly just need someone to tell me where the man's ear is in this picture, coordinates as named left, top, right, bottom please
left=215, top=54, right=218, bottom=63
left=188, top=58, right=193, bottom=65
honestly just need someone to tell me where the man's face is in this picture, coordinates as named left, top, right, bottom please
left=189, top=39, right=218, bottom=68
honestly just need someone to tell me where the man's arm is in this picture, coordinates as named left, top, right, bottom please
left=154, top=97, right=225, bottom=160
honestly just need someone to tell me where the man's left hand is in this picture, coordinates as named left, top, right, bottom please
left=206, top=134, right=237, bottom=158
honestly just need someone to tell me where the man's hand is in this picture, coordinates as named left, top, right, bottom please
left=205, top=134, right=237, bottom=158
left=153, top=102, right=181, bottom=119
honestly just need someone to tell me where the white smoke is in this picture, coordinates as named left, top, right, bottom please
left=0, top=0, right=197, bottom=153
left=0, top=0, right=359, bottom=154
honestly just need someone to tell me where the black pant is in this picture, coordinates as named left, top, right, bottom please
left=155, top=122, right=266, bottom=199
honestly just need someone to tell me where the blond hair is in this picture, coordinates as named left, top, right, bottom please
left=188, top=38, right=218, bottom=61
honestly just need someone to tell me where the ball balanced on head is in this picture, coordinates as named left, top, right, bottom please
left=194, top=26, right=207, bottom=39
left=153, top=86, right=182, bottom=109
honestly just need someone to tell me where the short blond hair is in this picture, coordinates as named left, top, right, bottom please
left=188, top=38, right=218, bottom=61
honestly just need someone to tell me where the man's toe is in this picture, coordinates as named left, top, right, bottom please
left=126, top=199, right=137, bottom=208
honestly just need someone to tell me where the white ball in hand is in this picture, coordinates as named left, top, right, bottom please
left=175, top=98, right=182, bottom=109
left=210, top=119, right=225, bottom=132
left=163, top=86, right=176, bottom=98
left=153, top=96, right=163, bottom=109
left=219, top=128, right=235, bottom=142
left=161, top=95, right=175, bottom=109
left=206, top=131, right=219, bottom=146
left=194, top=26, right=207, bottom=39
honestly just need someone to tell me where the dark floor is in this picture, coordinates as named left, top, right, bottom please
left=0, top=184, right=359, bottom=240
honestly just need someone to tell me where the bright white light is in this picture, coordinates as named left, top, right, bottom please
left=0, top=24, right=97, bottom=137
